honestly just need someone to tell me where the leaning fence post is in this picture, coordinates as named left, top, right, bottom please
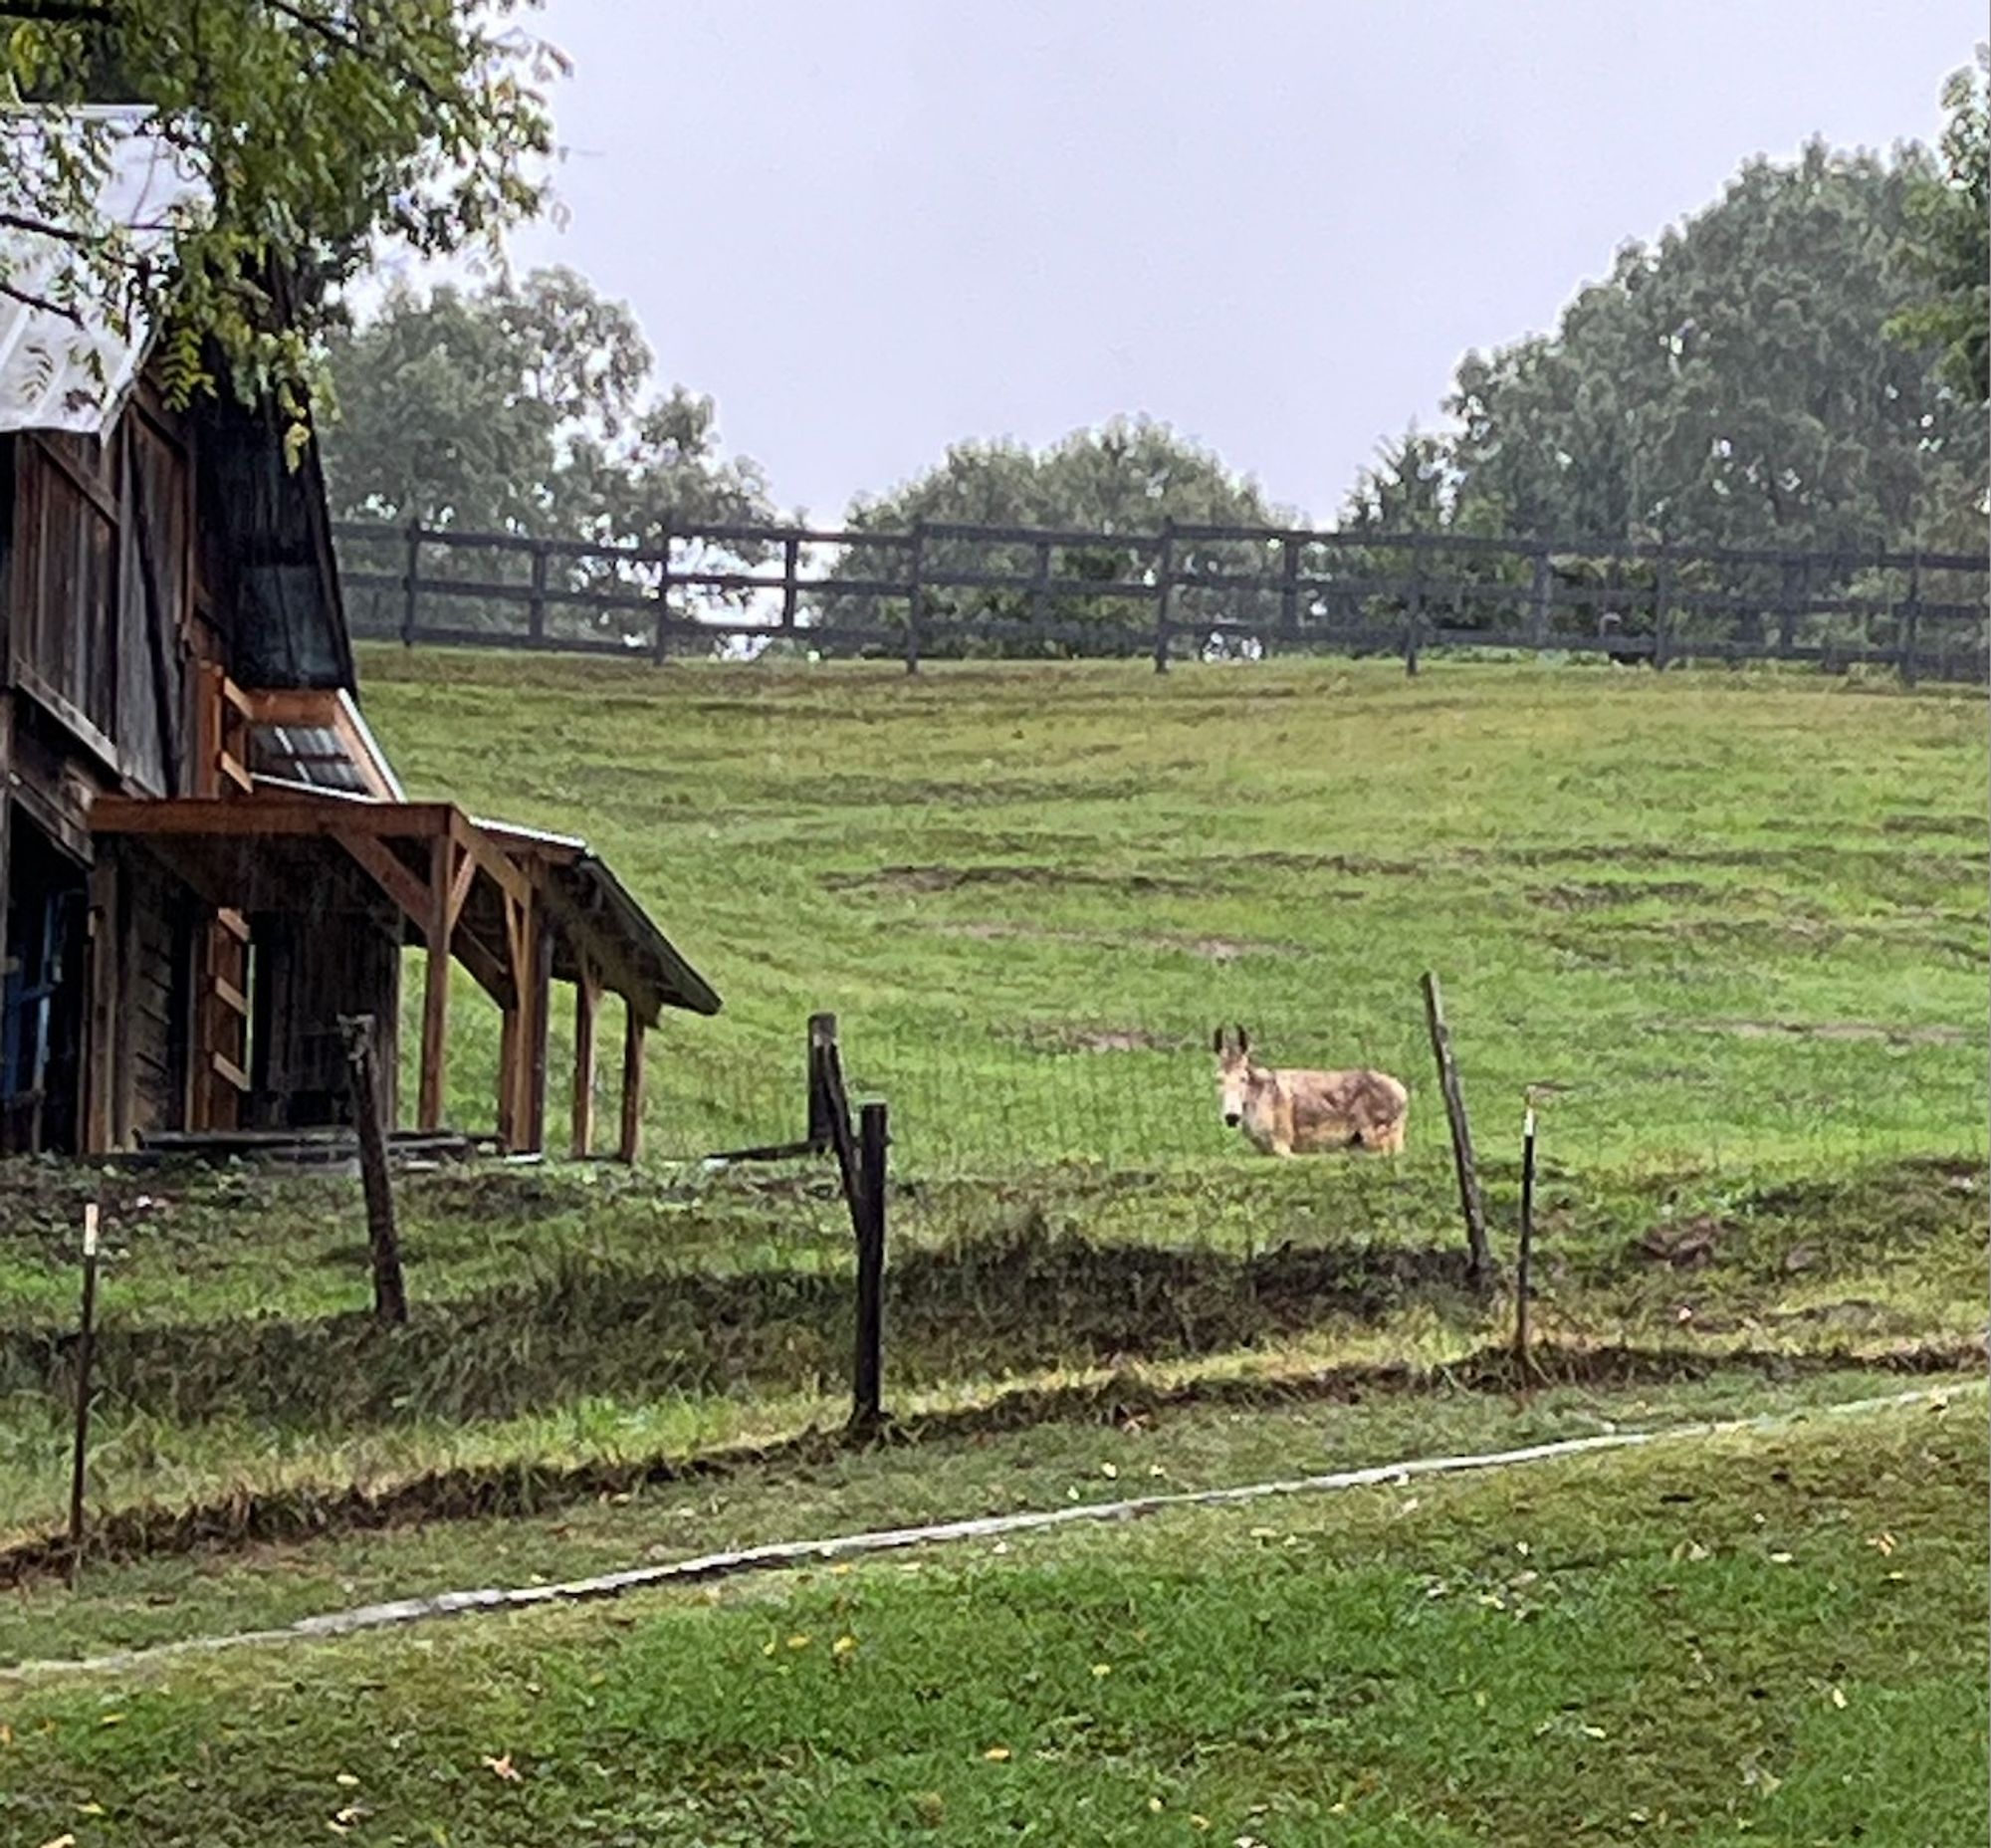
left=1420, top=971, right=1490, bottom=1287
left=67, top=1201, right=102, bottom=1586
left=850, top=1100, right=889, bottom=1435
left=1515, top=1104, right=1538, bottom=1379
left=339, top=1014, right=408, bottom=1325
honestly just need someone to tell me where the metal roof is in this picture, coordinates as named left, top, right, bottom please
left=0, top=109, right=206, bottom=437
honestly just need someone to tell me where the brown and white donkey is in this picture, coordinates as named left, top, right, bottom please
left=1213, top=1025, right=1409, bottom=1156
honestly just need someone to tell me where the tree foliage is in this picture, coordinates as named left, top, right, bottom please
left=0, top=0, right=558, bottom=421
left=1441, top=140, right=1978, bottom=558
left=1885, top=46, right=1989, bottom=405
left=822, top=418, right=1292, bottom=657
left=322, top=266, right=774, bottom=542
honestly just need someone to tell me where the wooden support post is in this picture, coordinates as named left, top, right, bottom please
left=1404, top=536, right=1427, bottom=677
left=807, top=1012, right=839, bottom=1152
left=779, top=535, right=801, bottom=633
left=1031, top=539, right=1052, bottom=634
left=1421, top=971, right=1491, bottom=1287
left=618, top=1002, right=647, bottom=1163
left=904, top=522, right=924, bottom=675
left=523, top=900, right=552, bottom=1155
left=1515, top=1104, right=1538, bottom=1379
left=651, top=521, right=674, bottom=664
left=528, top=541, right=550, bottom=644
left=571, top=963, right=600, bottom=1158
left=850, top=1099, right=889, bottom=1436
left=1152, top=520, right=1177, bottom=675
left=417, top=836, right=453, bottom=1132
left=67, top=1202, right=101, bottom=1586
left=83, top=856, right=117, bottom=1155
left=401, top=518, right=421, bottom=647
left=1652, top=542, right=1673, bottom=669
left=1278, top=531, right=1302, bottom=645
left=339, top=1015, right=408, bottom=1325
left=1899, top=559, right=1921, bottom=689
left=1528, top=544, right=1552, bottom=646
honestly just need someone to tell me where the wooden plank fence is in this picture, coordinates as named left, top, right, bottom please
left=332, top=518, right=1990, bottom=685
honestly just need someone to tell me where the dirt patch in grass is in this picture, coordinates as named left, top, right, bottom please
left=1007, top=1025, right=1187, bottom=1054
left=824, top=862, right=1202, bottom=897
left=940, top=921, right=1299, bottom=963
left=1679, top=1018, right=1967, bottom=1047
left=1527, top=879, right=1730, bottom=911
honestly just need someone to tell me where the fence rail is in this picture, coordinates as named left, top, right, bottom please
left=332, top=518, right=1991, bottom=684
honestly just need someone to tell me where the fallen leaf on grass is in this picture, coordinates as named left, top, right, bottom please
left=1829, top=1687, right=1848, bottom=1709
left=982, top=1746, right=1011, bottom=1762
left=832, top=1634, right=858, bottom=1658
left=37, top=1835, right=77, bottom=1848
left=482, top=1753, right=522, bottom=1783
left=334, top=1773, right=360, bottom=1788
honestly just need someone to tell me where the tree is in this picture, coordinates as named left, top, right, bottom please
left=1443, top=141, right=1976, bottom=559
left=323, top=267, right=776, bottom=643
left=0, top=1, right=558, bottom=426
left=1886, top=47, right=1989, bottom=404
left=820, top=417, right=1293, bottom=658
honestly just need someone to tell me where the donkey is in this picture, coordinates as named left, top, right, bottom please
left=1213, top=1025, right=1409, bottom=1156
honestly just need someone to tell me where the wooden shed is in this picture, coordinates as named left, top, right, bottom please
left=0, top=126, right=719, bottom=1159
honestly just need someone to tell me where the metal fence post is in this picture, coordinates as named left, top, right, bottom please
left=905, top=523, right=925, bottom=675
left=400, top=519, right=421, bottom=647
left=651, top=520, right=674, bottom=663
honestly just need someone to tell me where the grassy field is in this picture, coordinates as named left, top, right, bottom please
left=356, top=652, right=1984, bottom=1173
left=3, top=1390, right=1981, bottom=1845
left=0, top=655, right=1982, bottom=1838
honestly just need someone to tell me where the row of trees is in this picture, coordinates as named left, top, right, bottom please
left=11, top=10, right=1980, bottom=656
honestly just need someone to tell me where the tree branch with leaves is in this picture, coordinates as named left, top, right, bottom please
left=0, top=0, right=562, bottom=431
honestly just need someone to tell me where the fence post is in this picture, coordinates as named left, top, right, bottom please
left=651, top=520, right=674, bottom=664
left=1515, top=1104, right=1537, bottom=1379
left=1528, top=544, right=1552, bottom=647
left=528, top=540, right=550, bottom=645
left=1420, top=971, right=1490, bottom=1287
left=1777, top=556, right=1804, bottom=657
left=904, top=522, right=925, bottom=675
left=1279, top=532, right=1302, bottom=646
left=400, top=518, right=421, bottom=647
left=780, top=534, right=801, bottom=634
left=1151, top=520, right=1176, bottom=674
left=67, top=1201, right=101, bottom=1586
left=339, top=1014, right=408, bottom=1325
left=1404, top=536, right=1427, bottom=677
left=850, top=1100, right=889, bottom=1435
left=1031, top=539, right=1052, bottom=635
left=807, top=1012, right=839, bottom=1152
left=1899, top=557, right=1922, bottom=688
left=1652, top=542, right=1672, bottom=670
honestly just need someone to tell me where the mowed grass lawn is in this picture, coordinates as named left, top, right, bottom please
left=356, top=652, right=1986, bottom=1173
left=2, top=1391, right=1981, bottom=1846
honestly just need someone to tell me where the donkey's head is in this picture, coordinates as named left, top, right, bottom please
left=1213, top=1025, right=1254, bottom=1128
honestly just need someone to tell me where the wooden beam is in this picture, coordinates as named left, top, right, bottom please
left=341, top=833, right=431, bottom=931
left=618, top=1003, right=647, bottom=1164
left=571, top=962, right=600, bottom=1159
left=91, top=795, right=458, bottom=841
left=532, top=870, right=664, bottom=1027
left=450, top=811, right=534, bottom=911
left=417, top=835, right=454, bottom=1132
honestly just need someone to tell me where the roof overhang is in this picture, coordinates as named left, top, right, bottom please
left=88, top=791, right=721, bottom=1023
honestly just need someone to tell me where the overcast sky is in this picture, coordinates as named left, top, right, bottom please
left=466, top=1, right=1979, bottom=523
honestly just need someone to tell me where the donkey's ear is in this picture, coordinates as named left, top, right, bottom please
left=1235, top=1025, right=1249, bottom=1054
left=1213, top=1026, right=1227, bottom=1053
